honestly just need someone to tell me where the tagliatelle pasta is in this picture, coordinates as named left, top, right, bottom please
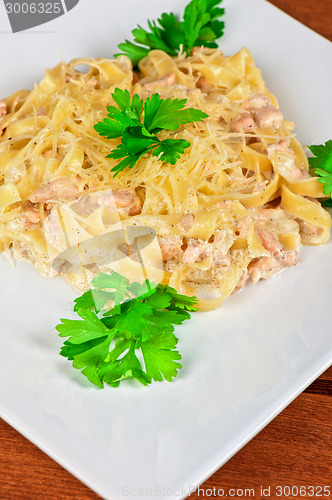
left=0, top=47, right=330, bottom=310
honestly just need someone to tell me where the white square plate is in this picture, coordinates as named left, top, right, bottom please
left=0, top=1, right=331, bottom=498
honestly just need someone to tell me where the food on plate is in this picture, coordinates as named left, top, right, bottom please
left=0, top=0, right=331, bottom=387
left=0, top=45, right=330, bottom=312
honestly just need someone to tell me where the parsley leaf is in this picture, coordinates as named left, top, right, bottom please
left=94, top=89, right=143, bottom=139
left=141, top=332, right=182, bottom=382
left=143, top=94, right=207, bottom=133
left=152, top=139, right=191, bottom=164
left=183, top=0, right=211, bottom=52
left=56, top=272, right=197, bottom=388
left=111, top=88, right=143, bottom=120
left=308, top=140, right=332, bottom=199
left=94, top=89, right=208, bottom=176
left=116, top=0, right=225, bottom=66
left=99, top=339, right=150, bottom=387
left=57, top=309, right=112, bottom=345
left=118, top=126, right=158, bottom=155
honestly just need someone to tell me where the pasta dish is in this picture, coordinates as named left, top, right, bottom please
left=0, top=47, right=331, bottom=310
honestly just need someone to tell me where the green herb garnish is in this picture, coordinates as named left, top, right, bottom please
left=56, top=272, right=197, bottom=388
left=94, top=88, right=208, bottom=176
left=116, top=0, right=225, bottom=67
left=308, top=140, right=332, bottom=206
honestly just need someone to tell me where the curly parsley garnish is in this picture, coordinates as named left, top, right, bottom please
left=308, top=140, right=332, bottom=207
left=56, top=272, right=197, bottom=388
left=94, top=88, right=208, bottom=176
left=116, top=0, right=225, bottom=67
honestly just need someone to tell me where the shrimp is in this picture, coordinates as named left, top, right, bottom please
left=267, top=139, right=294, bottom=156
left=244, top=93, right=284, bottom=129
left=180, top=214, right=194, bottom=230
left=254, top=106, right=284, bottom=129
left=231, top=114, right=257, bottom=133
left=233, top=271, right=249, bottom=292
left=181, top=237, right=230, bottom=266
left=256, top=228, right=282, bottom=255
left=143, top=73, right=176, bottom=90
left=28, top=178, right=80, bottom=203
left=182, top=240, right=207, bottom=264
left=248, top=256, right=283, bottom=282
left=97, top=190, right=141, bottom=216
left=246, top=208, right=301, bottom=282
left=245, top=94, right=272, bottom=111
left=23, top=207, right=41, bottom=225
left=0, top=101, right=7, bottom=119
left=158, top=235, right=183, bottom=261
left=196, top=76, right=213, bottom=93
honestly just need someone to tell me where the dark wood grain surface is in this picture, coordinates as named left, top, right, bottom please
left=1, top=1, right=332, bottom=499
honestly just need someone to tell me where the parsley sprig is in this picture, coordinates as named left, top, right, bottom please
left=308, top=140, right=332, bottom=207
left=94, top=88, right=208, bottom=176
left=116, top=0, right=225, bottom=67
left=56, top=272, right=197, bottom=388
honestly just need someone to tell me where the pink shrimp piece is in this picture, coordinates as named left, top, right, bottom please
left=97, top=190, right=141, bottom=216
left=158, top=235, right=183, bottom=261
left=0, top=101, right=7, bottom=119
left=143, top=73, right=176, bottom=90
left=248, top=256, right=283, bottom=283
left=196, top=76, right=213, bottom=93
left=180, top=214, right=194, bottom=230
left=114, top=190, right=142, bottom=216
left=267, top=139, right=294, bottom=155
left=236, top=216, right=250, bottom=238
left=254, top=106, right=284, bottom=129
left=160, top=73, right=177, bottom=86
left=182, top=242, right=206, bottom=264
left=249, top=229, right=300, bottom=282
left=245, top=207, right=301, bottom=282
left=29, top=178, right=80, bottom=203
left=245, top=94, right=272, bottom=111
left=280, top=251, right=300, bottom=267
left=233, top=271, right=250, bottom=293
left=255, top=224, right=299, bottom=263
left=231, top=114, right=257, bottom=133
left=256, top=228, right=282, bottom=255
left=23, top=207, right=41, bottom=225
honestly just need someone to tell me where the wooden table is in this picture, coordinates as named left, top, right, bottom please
left=1, top=1, right=331, bottom=498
